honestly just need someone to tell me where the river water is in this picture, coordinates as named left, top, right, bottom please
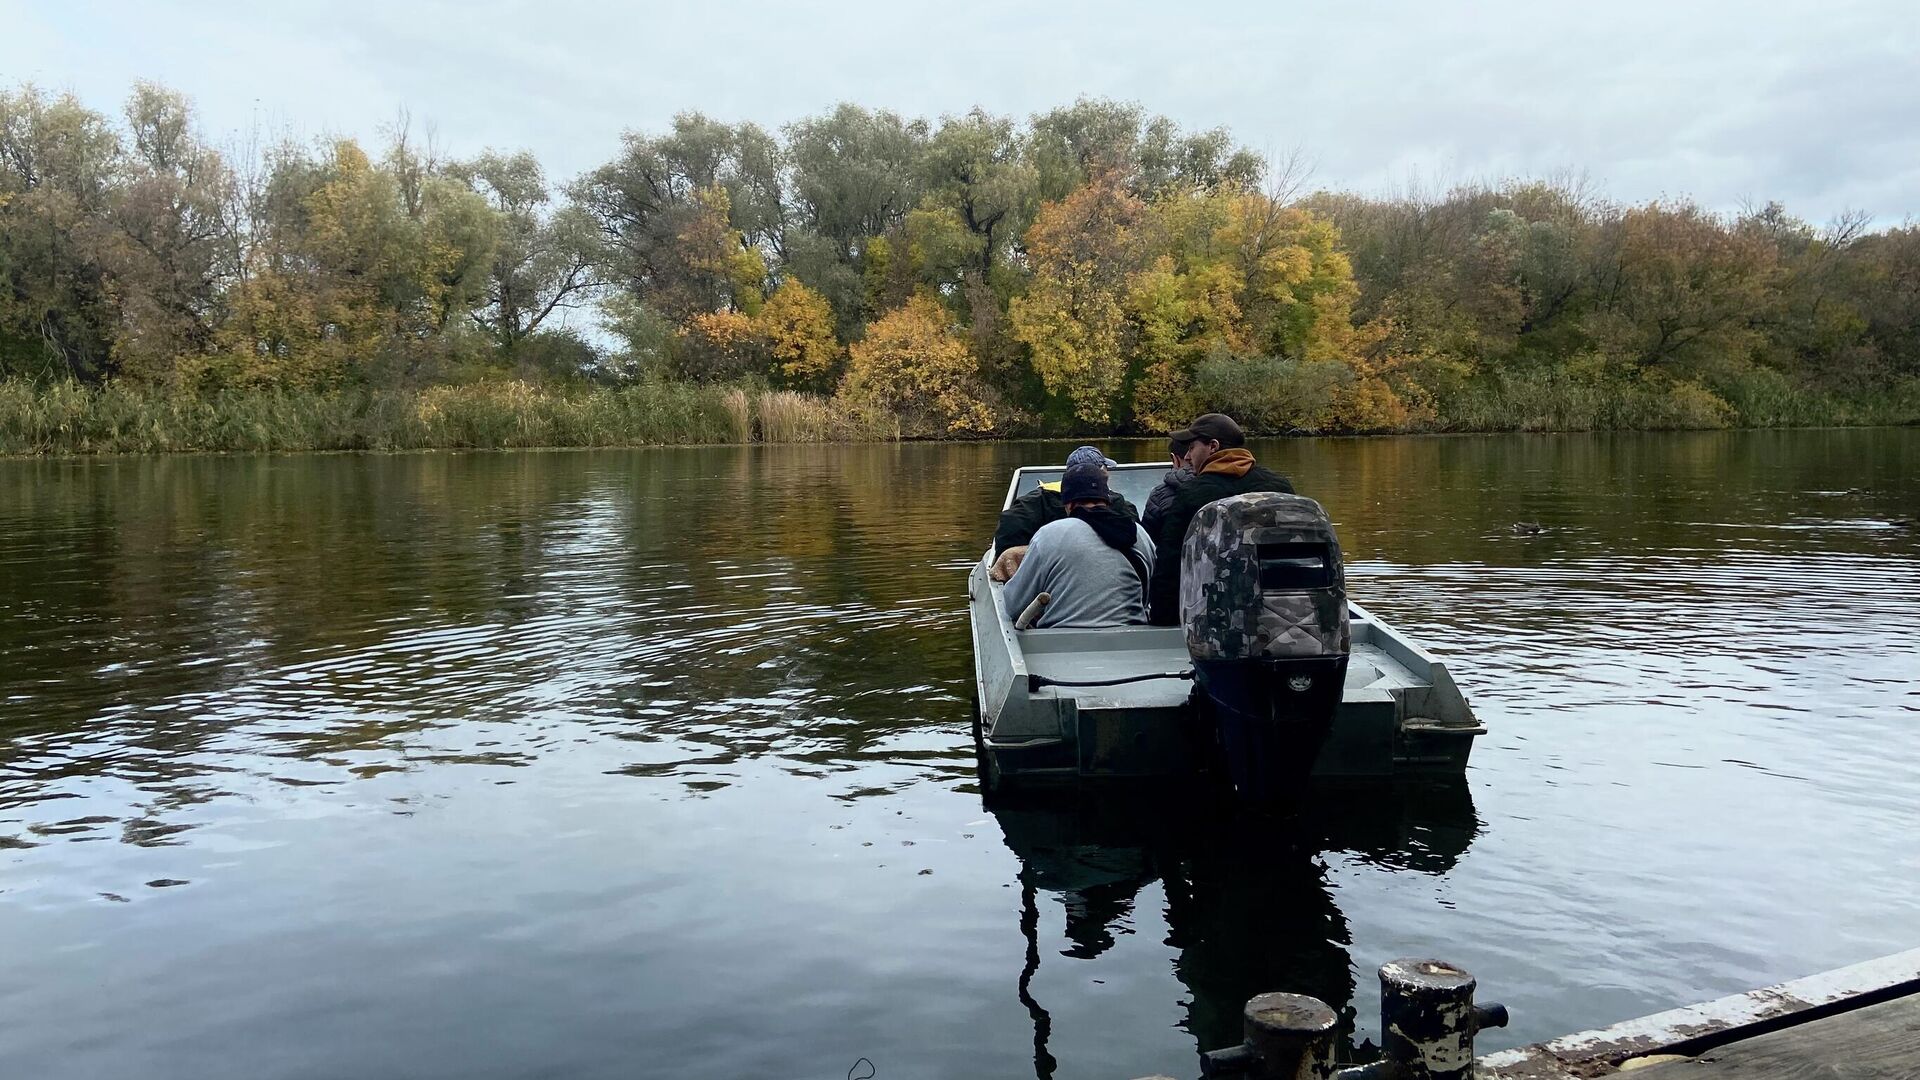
left=2, top=431, right=1917, bottom=1079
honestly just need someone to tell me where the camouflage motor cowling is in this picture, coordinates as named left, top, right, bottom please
left=1179, top=491, right=1349, bottom=661
left=1181, top=492, right=1350, bottom=801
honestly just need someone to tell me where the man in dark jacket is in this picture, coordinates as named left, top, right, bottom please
left=1140, top=434, right=1196, bottom=539
left=1147, top=414, right=1295, bottom=625
left=991, top=445, right=1139, bottom=581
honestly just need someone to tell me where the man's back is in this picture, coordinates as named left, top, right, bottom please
left=1001, top=516, right=1155, bottom=629
left=995, top=485, right=1139, bottom=557
left=1141, top=466, right=1196, bottom=538
left=1147, top=451, right=1295, bottom=624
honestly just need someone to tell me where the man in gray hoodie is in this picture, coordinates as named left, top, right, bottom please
left=1000, top=464, right=1156, bottom=629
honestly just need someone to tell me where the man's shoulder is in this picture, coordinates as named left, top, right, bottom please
left=1009, top=486, right=1058, bottom=511
left=1190, top=464, right=1292, bottom=499
left=1030, top=516, right=1088, bottom=543
left=1243, top=463, right=1294, bottom=492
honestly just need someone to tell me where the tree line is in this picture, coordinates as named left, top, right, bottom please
left=4, top=81, right=1917, bottom=442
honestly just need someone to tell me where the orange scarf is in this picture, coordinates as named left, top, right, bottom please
left=1200, top=447, right=1255, bottom=478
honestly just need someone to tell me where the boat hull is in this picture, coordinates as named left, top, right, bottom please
left=969, top=554, right=1484, bottom=792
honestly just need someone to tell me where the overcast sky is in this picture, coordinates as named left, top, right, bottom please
left=5, top=0, right=1915, bottom=224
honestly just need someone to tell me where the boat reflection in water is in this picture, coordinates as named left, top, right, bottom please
left=984, top=780, right=1480, bottom=1077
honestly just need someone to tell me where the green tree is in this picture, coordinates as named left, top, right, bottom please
left=920, top=109, right=1037, bottom=281
left=0, top=86, right=121, bottom=381
left=1028, top=98, right=1260, bottom=201
left=104, top=82, right=236, bottom=383
left=785, top=105, right=929, bottom=260
left=575, top=114, right=779, bottom=324
left=453, top=150, right=602, bottom=362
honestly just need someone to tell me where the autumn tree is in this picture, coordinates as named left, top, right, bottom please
left=841, top=294, right=994, bottom=433
left=1854, top=226, right=1920, bottom=378
left=676, top=309, right=767, bottom=382
left=759, top=279, right=841, bottom=389
left=1590, top=203, right=1778, bottom=373
left=1009, top=174, right=1156, bottom=425
left=575, top=114, right=779, bottom=325
left=97, top=83, right=236, bottom=383
left=213, top=137, right=499, bottom=387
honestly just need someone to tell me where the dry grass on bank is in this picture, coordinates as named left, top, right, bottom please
left=0, top=381, right=898, bottom=455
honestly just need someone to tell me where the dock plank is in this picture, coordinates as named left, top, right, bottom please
left=1626, top=993, right=1920, bottom=1078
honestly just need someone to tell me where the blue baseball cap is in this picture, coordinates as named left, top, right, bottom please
left=1065, top=445, right=1118, bottom=470
left=1060, top=463, right=1113, bottom=504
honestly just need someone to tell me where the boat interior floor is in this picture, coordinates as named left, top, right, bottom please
left=1019, top=624, right=1420, bottom=711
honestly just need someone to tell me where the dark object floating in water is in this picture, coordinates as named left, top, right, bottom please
left=145, top=878, right=190, bottom=888
left=1511, top=521, right=1544, bottom=535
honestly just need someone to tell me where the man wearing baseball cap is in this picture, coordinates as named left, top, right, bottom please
left=990, top=445, right=1139, bottom=581
left=1146, top=413, right=1295, bottom=625
left=1000, top=463, right=1156, bottom=628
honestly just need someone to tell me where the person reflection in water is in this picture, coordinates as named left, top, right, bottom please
left=999, top=465, right=1155, bottom=629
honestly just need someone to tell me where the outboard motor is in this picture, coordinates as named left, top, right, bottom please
left=1181, top=492, right=1350, bottom=801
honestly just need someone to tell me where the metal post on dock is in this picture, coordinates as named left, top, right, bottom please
left=1191, top=959, right=1507, bottom=1080
left=1198, top=992, right=1338, bottom=1079
left=1369, top=958, right=1508, bottom=1079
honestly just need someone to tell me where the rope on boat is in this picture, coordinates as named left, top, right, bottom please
left=1028, top=671, right=1195, bottom=690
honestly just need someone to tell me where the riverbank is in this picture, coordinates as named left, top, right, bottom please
left=1, top=373, right=1914, bottom=455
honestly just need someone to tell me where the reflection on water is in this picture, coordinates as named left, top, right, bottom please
left=990, top=782, right=1479, bottom=1076
left=1, top=430, right=1917, bottom=1080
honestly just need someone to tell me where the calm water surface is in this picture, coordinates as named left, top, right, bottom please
left=2, top=431, right=1917, bottom=1079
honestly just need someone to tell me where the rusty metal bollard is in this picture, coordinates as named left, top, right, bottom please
left=1199, top=992, right=1339, bottom=1079
left=1334, top=958, right=1507, bottom=1080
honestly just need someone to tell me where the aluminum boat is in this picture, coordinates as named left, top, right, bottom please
left=969, top=462, right=1484, bottom=791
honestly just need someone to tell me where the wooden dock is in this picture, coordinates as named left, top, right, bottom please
left=1160, top=948, right=1920, bottom=1079
left=1624, top=994, right=1920, bottom=1077
left=1481, top=946, right=1920, bottom=1079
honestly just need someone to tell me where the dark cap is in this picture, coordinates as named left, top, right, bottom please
left=1059, top=463, right=1112, bottom=504
left=1168, top=413, right=1245, bottom=448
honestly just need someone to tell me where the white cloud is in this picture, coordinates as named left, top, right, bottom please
left=3, top=0, right=1913, bottom=222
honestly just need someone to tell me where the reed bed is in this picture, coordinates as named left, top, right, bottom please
left=754, top=391, right=900, bottom=443
left=2, top=373, right=1909, bottom=456
left=1431, top=370, right=1920, bottom=433
left=0, top=381, right=895, bottom=455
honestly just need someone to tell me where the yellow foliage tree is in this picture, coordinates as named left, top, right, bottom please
left=208, top=138, right=498, bottom=387
left=1138, top=185, right=1432, bottom=432
left=841, top=294, right=994, bottom=433
left=1009, top=174, right=1153, bottom=426
left=758, top=280, right=842, bottom=389
left=204, top=270, right=362, bottom=388
left=676, top=185, right=766, bottom=317
left=677, top=309, right=767, bottom=382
